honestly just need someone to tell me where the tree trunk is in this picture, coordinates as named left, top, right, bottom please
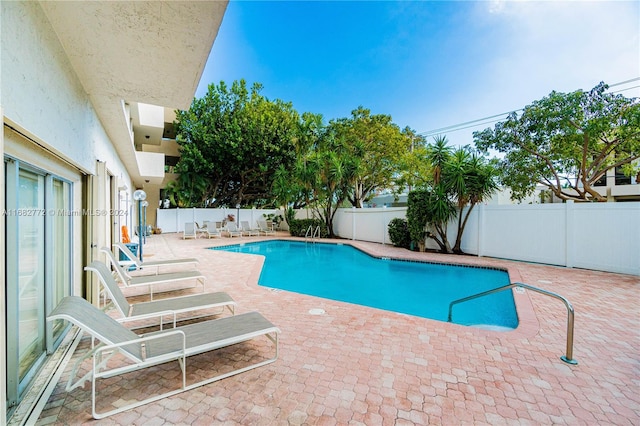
left=453, top=204, right=475, bottom=254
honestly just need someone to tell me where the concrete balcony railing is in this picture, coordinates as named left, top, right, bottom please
left=135, top=151, right=165, bottom=185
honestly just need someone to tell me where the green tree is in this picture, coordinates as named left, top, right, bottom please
left=395, top=127, right=430, bottom=193
left=406, top=190, right=430, bottom=251
left=443, top=147, right=499, bottom=253
left=474, top=82, right=640, bottom=202
left=306, top=131, right=360, bottom=237
left=407, top=137, right=497, bottom=254
left=271, top=112, right=326, bottom=210
left=406, top=188, right=456, bottom=253
left=330, top=107, right=415, bottom=207
left=173, top=80, right=300, bottom=207
left=422, top=136, right=454, bottom=251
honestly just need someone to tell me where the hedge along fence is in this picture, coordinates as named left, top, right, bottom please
left=288, top=219, right=328, bottom=238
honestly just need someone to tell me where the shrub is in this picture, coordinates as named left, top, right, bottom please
left=387, top=218, right=411, bottom=249
left=288, top=219, right=328, bottom=237
left=407, top=190, right=429, bottom=251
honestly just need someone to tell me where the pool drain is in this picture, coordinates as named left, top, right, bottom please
left=308, top=308, right=325, bottom=315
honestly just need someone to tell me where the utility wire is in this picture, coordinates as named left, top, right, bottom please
left=419, top=77, right=640, bottom=137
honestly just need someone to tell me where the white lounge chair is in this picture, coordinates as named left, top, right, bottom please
left=240, top=221, right=260, bottom=237
left=101, top=247, right=205, bottom=300
left=113, top=242, right=198, bottom=273
left=257, top=220, right=276, bottom=236
left=225, top=222, right=243, bottom=237
left=85, top=261, right=235, bottom=328
left=202, top=221, right=222, bottom=239
left=48, top=296, right=280, bottom=419
left=183, top=222, right=197, bottom=239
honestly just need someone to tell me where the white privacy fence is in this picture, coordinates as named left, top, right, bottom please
left=156, top=203, right=639, bottom=275
left=156, top=208, right=283, bottom=233
left=330, top=202, right=639, bottom=276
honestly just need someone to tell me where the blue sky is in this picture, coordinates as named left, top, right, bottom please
left=196, top=0, right=640, bottom=147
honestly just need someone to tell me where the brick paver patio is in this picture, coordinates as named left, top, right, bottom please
left=35, top=232, right=639, bottom=425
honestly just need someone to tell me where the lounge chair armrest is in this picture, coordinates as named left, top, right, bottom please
left=95, top=329, right=187, bottom=360
left=116, top=310, right=178, bottom=329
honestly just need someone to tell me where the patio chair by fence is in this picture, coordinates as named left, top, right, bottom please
left=183, top=222, right=197, bottom=239
left=202, top=221, right=222, bottom=239
left=240, top=221, right=260, bottom=237
left=225, top=222, right=243, bottom=237
left=258, top=220, right=276, bottom=236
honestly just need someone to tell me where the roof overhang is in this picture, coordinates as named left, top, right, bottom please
left=39, top=1, right=228, bottom=186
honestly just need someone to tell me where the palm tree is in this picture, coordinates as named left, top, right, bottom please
left=425, top=185, right=457, bottom=253
left=444, top=148, right=499, bottom=253
left=426, top=135, right=452, bottom=185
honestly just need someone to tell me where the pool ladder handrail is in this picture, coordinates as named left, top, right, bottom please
left=305, top=225, right=321, bottom=243
left=447, top=282, right=577, bottom=365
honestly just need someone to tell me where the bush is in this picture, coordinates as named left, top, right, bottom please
left=288, top=219, right=328, bottom=238
left=388, top=218, right=411, bottom=249
left=407, top=190, right=429, bottom=251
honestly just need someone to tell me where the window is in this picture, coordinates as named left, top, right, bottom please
left=615, top=166, right=631, bottom=186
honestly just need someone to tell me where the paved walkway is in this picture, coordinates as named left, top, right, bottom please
left=36, top=233, right=639, bottom=425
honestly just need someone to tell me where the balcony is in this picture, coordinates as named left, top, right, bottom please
left=135, top=151, right=165, bottom=185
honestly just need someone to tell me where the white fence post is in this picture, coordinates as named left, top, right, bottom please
left=381, top=207, right=387, bottom=245
left=565, top=200, right=574, bottom=268
left=352, top=207, right=356, bottom=240
left=477, top=203, right=485, bottom=257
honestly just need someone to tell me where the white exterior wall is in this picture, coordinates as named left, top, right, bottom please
left=1, top=1, right=131, bottom=185
left=1, top=4, right=135, bottom=419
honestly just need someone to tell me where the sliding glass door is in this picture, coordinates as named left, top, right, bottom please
left=49, top=178, right=72, bottom=343
left=5, top=159, right=73, bottom=409
left=16, top=168, right=46, bottom=384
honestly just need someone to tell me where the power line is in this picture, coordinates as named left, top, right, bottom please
left=418, top=110, right=518, bottom=136
left=418, top=77, right=640, bottom=137
left=611, top=84, right=640, bottom=94
left=608, top=77, right=640, bottom=87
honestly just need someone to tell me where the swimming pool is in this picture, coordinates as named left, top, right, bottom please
left=212, top=240, right=518, bottom=329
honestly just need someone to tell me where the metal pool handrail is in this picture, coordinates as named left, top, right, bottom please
left=305, top=225, right=321, bottom=242
left=447, top=282, right=578, bottom=365
left=305, top=225, right=314, bottom=242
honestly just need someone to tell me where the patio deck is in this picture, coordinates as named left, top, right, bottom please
left=35, top=232, right=639, bottom=425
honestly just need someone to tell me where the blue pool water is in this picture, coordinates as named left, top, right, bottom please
left=212, top=240, right=518, bottom=329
